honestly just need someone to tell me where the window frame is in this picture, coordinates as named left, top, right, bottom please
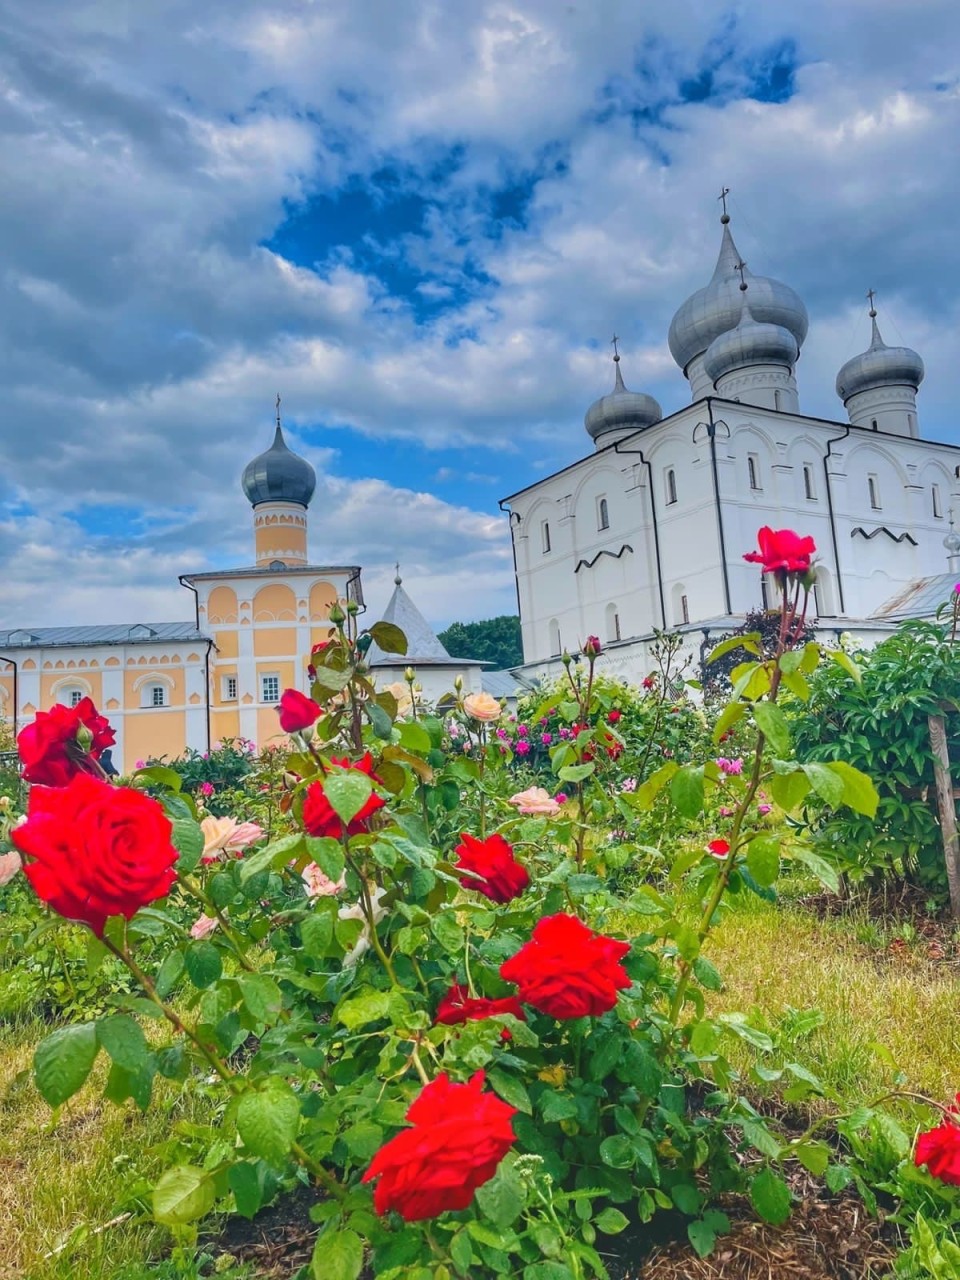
left=260, top=673, right=280, bottom=704
left=803, top=465, right=816, bottom=501
left=933, top=484, right=943, bottom=519
left=747, top=454, right=761, bottom=491
left=221, top=675, right=238, bottom=701
left=868, top=474, right=881, bottom=510
left=665, top=468, right=677, bottom=506
left=541, top=520, right=551, bottom=554
left=148, top=684, right=166, bottom=709
left=597, top=496, right=610, bottom=531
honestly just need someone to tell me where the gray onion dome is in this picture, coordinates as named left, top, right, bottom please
left=584, top=356, right=662, bottom=442
left=836, top=311, right=924, bottom=403
left=703, top=302, right=799, bottom=384
left=242, top=424, right=317, bottom=508
left=668, top=218, right=808, bottom=374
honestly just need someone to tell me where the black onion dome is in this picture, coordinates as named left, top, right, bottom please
left=241, top=425, right=317, bottom=508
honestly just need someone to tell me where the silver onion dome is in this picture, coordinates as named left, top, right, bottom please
left=242, top=423, right=317, bottom=508
left=668, top=217, right=808, bottom=374
left=584, top=355, right=662, bottom=442
left=835, top=310, right=924, bottom=403
left=702, top=302, right=799, bottom=385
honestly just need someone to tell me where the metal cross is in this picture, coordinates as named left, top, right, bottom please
left=718, top=186, right=730, bottom=218
left=611, top=334, right=620, bottom=360
left=866, top=288, right=877, bottom=316
left=735, top=259, right=748, bottom=291
left=276, top=392, right=282, bottom=428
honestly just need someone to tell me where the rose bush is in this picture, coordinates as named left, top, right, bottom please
left=17, top=696, right=115, bottom=786
left=9, top=544, right=935, bottom=1279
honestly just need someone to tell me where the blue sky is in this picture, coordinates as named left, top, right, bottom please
left=2, top=0, right=960, bottom=629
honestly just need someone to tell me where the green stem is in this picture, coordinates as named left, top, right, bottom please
left=179, top=873, right=256, bottom=972
left=347, top=855, right=398, bottom=987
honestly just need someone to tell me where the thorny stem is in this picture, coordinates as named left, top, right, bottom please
left=346, top=852, right=398, bottom=988
left=179, top=873, right=256, bottom=972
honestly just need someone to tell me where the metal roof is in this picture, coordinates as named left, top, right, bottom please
left=871, top=573, right=958, bottom=621
left=180, top=564, right=362, bottom=582
left=367, top=578, right=483, bottom=667
left=482, top=669, right=538, bottom=699
left=0, top=622, right=208, bottom=649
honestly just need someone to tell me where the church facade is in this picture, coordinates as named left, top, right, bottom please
left=502, top=206, right=960, bottom=684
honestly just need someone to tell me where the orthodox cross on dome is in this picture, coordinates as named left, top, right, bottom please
left=866, top=288, right=877, bottom=317
left=275, top=392, right=282, bottom=429
left=735, top=259, right=748, bottom=292
left=394, top=562, right=402, bottom=586
left=718, top=185, right=731, bottom=223
left=611, top=333, right=620, bottom=363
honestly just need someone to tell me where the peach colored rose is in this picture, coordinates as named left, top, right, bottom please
left=189, top=913, right=219, bottom=940
left=463, top=692, right=502, bottom=722
left=508, top=786, right=562, bottom=818
left=200, top=816, right=263, bottom=863
left=0, top=850, right=22, bottom=887
left=302, top=862, right=347, bottom=899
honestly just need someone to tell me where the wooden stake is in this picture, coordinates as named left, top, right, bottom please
left=928, top=713, right=960, bottom=919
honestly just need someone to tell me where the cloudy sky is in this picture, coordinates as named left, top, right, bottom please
left=2, top=0, right=959, bottom=631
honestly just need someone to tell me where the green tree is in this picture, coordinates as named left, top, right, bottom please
left=438, top=615, right=523, bottom=669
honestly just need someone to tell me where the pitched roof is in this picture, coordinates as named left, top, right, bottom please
left=366, top=579, right=455, bottom=666
left=871, top=573, right=958, bottom=621
left=0, top=622, right=207, bottom=649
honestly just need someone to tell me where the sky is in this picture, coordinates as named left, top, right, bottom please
left=2, top=0, right=960, bottom=632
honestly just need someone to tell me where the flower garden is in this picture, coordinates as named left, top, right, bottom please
left=1, top=528, right=960, bottom=1280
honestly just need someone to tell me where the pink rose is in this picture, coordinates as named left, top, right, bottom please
left=200, top=816, right=263, bottom=863
left=0, top=850, right=22, bottom=887
left=508, top=787, right=562, bottom=818
left=302, top=862, right=346, bottom=899
left=190, top=914, right=219, bottom=940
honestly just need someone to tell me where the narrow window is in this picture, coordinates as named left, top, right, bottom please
left=803, top=465, right=815, bottom=500
left=760, top=575, right=770, bottom=610
left=150, top=684, right=166, bottom=708
left=549, top=620, right=561, bottom=656
left=933, top=484, right=943, bottom=518
left=260, top=674, right=280, bottom=703
left=597, top=497, right=609, bottom=531
left=222, top=675, right=238, bottom=701
left=774, top=389, right=782, bottom=411
left=680, top=594, right=689, bottom=624
left=541, top=521, right=551, bottom=554
left=909, top=412, right=916, bottom=434
left=613, top=611, right=621, bottom=641
left=68, top=689, right=83, bottom=707
left=747, top=455, right=761, bottom=490
left=871, top=418, right=878, bottom=431
left=868, top=475, right=881, bottom=510
left=665, top=468, right=677, bottom=506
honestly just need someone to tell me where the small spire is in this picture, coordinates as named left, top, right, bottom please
left=273, top=392, right=285, bottom=445
left=611, top=333, right=620, bottom=361
left=735, top=259, right=748, bottom=292
left=866, top=289, right=884, bottom=348
left=610, top=336, right=626, bottom=392
left=394, top=562, right=402, bottom=586
left=718, top=185, right=731, bottom=225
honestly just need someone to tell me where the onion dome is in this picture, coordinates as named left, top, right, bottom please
left=703, top=301, right=799, bottom=385
left=242, top=422, right=317, bottom=508
left=584, top=353, right=662, bottom=443
left=668, top=214, right=808, bottom=375
left=835, top=306, right=924, bottom=403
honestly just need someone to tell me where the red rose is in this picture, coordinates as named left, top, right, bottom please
left=743, top=527, right=816, bottom=576
left=499, top=913, right=631, bottom=1019
left=277, top=689, right=323, bottom=734
left=435, top=982, right=527, bottom=1039
left=642, top=677, right=655, bottom=690
left=362, top=1070, right=516, bottom=1220
left=707, top=838, right=731, bottom=859
left=608, top=709, right=622, bottom=724
left=454, top=833, right=529, bottom=904
left=583, top=635, right=602, bottom=658
left=302, top=753, right=385, bottom=839
left=17, top=697, right=116, bottom=787
left=915, top=1101, right=960, bottom=1186
left=12, top=774, right=178, bottom=936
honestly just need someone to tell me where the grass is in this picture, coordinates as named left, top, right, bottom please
left=2, top=890, right=958, bottom=1279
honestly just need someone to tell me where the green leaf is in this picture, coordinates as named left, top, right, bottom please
left=712, top=701, right=747, bottom=744
left=367, top=701, right=394, bottom=740
left=769, top=769, right=811, bottom=812
left=476, top=1159, right=525, bottom=1228
left=826, top=648, right=862, bottom=685
left=240, top=832, right=304, bottom=883
left=746, top=836, right=780, bottom=887
left=135, top=765, right=183, bottom=792
left=708, top=632, right=762, bottom=663
left=801, top=762, right=845, bottom=807
left=792, top=1140, right=831, bottom=1176
left=753, top=702, right=791, bottom=755
left=312, top=1228, right=364, bottom=1280
left=749, top=1168, right=792, bottom=1225
left=368, top=621, right=408, bottom=656
left=229, top=1162, right=264, bottom=1219
left=341, top=1119, right=384, bottom=1159
left=97, top=1015, right=148, bottom=1072
left=522, top=1264, right=575, bottom=1280
left=557, top=763, right=596, bottom=783
left=155, top=949, right=185, bottom=999
left=540, top=1092, right=578, bottom=1123
left=237, top=974, right=283, bottom=1023
left=742, top=1119, right=782, bottom=1159
left=822, top=760, right=879, bottom=817
left=599, top=1134, right=635, bottom=1169
left=398, top=721, right=432, bottom=754
left=338, top=988, right=391, bottom=1031
left=237, top=1081, right=301, bottom=1166
left=305, top=836, right=345, bottom=883
left=687, top=1219, right=717, bottom=1258
left=431, top=912, right=465, bottom=953
left=595, top=1208, right=629, bottom=1235
left=34, top=1023, right=99, bottom=1107
left=184, top=940, right=222, bottom=989
left=168, top=815, right=203, bottom=875
left=670, top=764, right=704, bottom=819
left=486, top=1068, right=533, bottom=1115
left=323, top=771, right=374, bottom=826
left=792, top=847, right=841, bottom=894
left=153, top=1164, right=216, bottom=1225
left=693, top=956, right=723, bottom=991
left=301, top=907, right=335, bottom=957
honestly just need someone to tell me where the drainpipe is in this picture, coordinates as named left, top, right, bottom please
left=700, top=401, right=732, bottom=615
left=178, top=576, right=212, bottom=753
left=612, top=440, right=667, bottom=629
left=0, top=654, right=19, bottom=742
left=498, top=500, right=523, bottom=621
left=822, top=425, right=851, bottom=615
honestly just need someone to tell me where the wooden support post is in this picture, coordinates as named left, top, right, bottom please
left=928, top=713, right=960, bottom=920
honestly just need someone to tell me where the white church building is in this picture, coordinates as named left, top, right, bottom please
left=501, top=202, right=960, bottom=685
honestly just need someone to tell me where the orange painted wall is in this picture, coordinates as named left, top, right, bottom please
left=124, top=711, right=187, bottom=766
left=123, top=666, right=186, bottom=706
left=215, top=629, right=239, bottom=659
left=257, top=706, right=287, bottom=748
left=253, top=584, right=297, bottom=621
left=207, top=586, right=238, bottom=624
left=309, top=581, right=337, bottom=619
left=212, top=709, right=241, bottom=741
left=39, top=670, right=104, bottom=707
left=253, top=626, right=297, bottom=658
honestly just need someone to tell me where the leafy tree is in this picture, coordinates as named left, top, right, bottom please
left=438, top=614, right=523, bottom=669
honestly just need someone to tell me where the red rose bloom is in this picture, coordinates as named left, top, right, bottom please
left=17, top=697, right=116, bottom=787
left=362, top=1070, right=516, bottom=1221
left=435, top=983, right=527, bottom=1038
left=454, top=832, right=529, bottom=904
left=302, top=754, right=385, bottom=839
left=915, top=1100, right=960, bottom=1186
left=708, top=838, right=731, bottom=859
left=743, top=526, right=816, bottom=576
left=642, top=676, right=655, bottom=690
left=500, top=913, right=631, bottom=1019
left=608, top=709, right=622, bottom=724
left=277, top=689, right=323, bottom=734
left=12, top=774, right=178, bottom=936
left=583, top=635, right=602, bottom=658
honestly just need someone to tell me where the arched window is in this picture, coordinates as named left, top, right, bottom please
left=933, top=484, right=943, bottom=518
left=803, top=465, right=816, bottom=500
left=665, top=469, right=677, bottom=506
left=605, top=603, right=621, bottom=642
left=549, top=619, right=561, bottom=656
left=541, top=521, right=552, bottom=554
left=747, top=454, right=761, bottom=490
left=868, top=475, right=881, bottom=510
left=597, top=497, right=609, bottom=531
